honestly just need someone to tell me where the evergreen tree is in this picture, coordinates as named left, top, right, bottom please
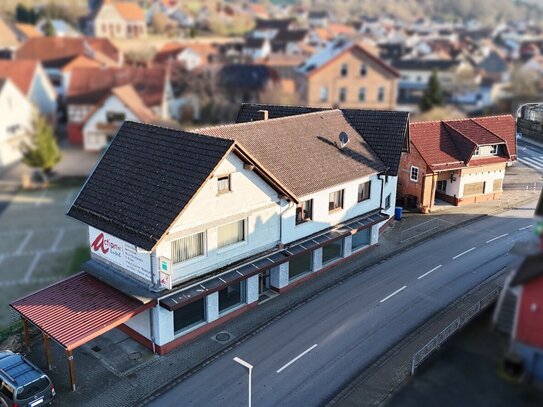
left=42, top=16, right=56, bottom=37
left=22, top=117, right=62, bottom=179
left=419, top=70, right=445, bottom=112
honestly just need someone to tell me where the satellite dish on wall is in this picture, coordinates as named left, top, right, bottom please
left=338, top=131, right=349, bottom=149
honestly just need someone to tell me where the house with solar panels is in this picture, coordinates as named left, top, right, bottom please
left=10, top=104, right=408, bottom=387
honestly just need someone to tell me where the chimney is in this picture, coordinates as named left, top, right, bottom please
left=257, top=109, right=269, bottom=120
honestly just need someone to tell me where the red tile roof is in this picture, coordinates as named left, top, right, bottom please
left=0, top=60, right=38, bottom=94
left=10, top=273, right=154, bottom=350
left=113, top=2, right=145, bottom=21
left=15, top=37, right=121, bottom=67
left=410, top=115, right=516, bottom=170
left=66, top=66, right=166, bottom=108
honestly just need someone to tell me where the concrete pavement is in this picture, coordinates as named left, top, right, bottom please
left=146, top=203, right=536, bottom=407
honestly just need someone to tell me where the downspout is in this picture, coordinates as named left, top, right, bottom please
left=149, top=254, right=157, bottom=354
left=378, top=173, right=386, bottom=210
left=279, top=197, right=294, bottom=249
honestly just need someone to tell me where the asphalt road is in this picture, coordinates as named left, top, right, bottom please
left=518, top=138, right=543, bottom=174
left=149, top=204, right=537, bottom=407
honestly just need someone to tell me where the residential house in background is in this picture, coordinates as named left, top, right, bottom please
left=0, top=60, right=57, bottom=121
left=65, top=66, right=170, bottom=144
left=10, top=104, right=408, bottom=360
left=81, top=84, right=156, bottom=151
left=0, top=78, right=35, bottom=167
left=398, top=115, right=516, bottom=212
left=308, top=10, right=329, bottom=28
left=37, top=19, right=81, bottom=37
left=15, top=37, right=123, bottom=97
left=153, top=42, right=219, bottom=68
left=93, top=0, right=147, bottom=39
left=296, top=39, right=399, bottom=110
left=0, top=18, right=20, bottom=59
left=13, top=23, right=43, bottom=41
left=217, top=64, right=279, bottom=104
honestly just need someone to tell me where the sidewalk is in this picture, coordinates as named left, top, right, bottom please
left=14, top=164, right=543, bottom=407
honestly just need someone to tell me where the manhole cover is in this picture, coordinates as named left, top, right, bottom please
left=215, top=332, right=232, bottom=342
left=128, top=351, right=142, bottom=361
left=91, top=346, right=101, bottom=353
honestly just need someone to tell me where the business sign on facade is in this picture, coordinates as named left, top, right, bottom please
left=89, top=227, right=152, bottom=281
left=159, top=270, right=172, bottom=290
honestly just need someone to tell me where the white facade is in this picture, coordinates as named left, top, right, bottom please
left=458, top=167, right=505, bottom=198
left=156, top=152, right=282, bottom=285
left=28, top=64, right=57, bottom=118
left=0, top=80, right=35, bottom=167
left=94, top=4, right=147, bottom=39
left=83, top=95, right=141, bottom=151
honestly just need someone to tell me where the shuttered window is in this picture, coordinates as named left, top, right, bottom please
left=463, top=182, right=485, bottom=196
left=172, top=232, right=205, bottom=264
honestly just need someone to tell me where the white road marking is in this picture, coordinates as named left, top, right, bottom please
left=23, top=252, right=42, bottom=282
left=16, top=231, right=33, bottom=255
left=486, top=233, right=509, bottom=243
left=380, top=286, right=407, bottom=303
left=519, top=225, right=533, bottom=231
left=50, top=228, right=65, bottom=251
left=418, top=265, right=442, bottom=280
left=276, top=344, right=318, bottom=373
left=452, top=247, right=476, bottom=260
left=518, top=156, right=543, bottom=169
left=35, top=190, right=47, bottom=207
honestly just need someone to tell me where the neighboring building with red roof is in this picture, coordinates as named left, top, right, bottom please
left=398, top=115, right=517, bottom=212
left=65, top=66, right=171, bottom=144
left=15, top=36, right=123, bottom=97
left=295, top=38, right=399, bottom=110
left=0, top=60, right=57, bottom=120
left=93, top=0, right=147, bottom=39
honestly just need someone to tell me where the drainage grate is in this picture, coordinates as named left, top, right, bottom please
left=128, top=351, right=142, bottom=361
left=91, top=346, right=101, bottom=353
left=215, top=332, right=232, bottom=342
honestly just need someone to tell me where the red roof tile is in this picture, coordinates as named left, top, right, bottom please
left=10, top=273, right=154, bottom=350
left=0, top=60, right=38, bottom=94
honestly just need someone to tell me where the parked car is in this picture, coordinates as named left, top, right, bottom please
left=0, top=351, right=55, bottom=407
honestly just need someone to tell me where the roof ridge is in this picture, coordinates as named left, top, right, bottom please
left=196, top=109, right=343, bottom=134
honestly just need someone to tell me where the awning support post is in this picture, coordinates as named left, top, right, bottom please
left=43, top=333, right=52, bottom=370
left=66, top=350, right=76, bottom=391
left=22, top=318, right=30, bottom=352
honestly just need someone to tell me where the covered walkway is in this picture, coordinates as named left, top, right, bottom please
left=10, top=272, right=156, bottom=390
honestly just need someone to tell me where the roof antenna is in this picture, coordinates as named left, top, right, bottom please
left=338, top=131, right=349, bottom=150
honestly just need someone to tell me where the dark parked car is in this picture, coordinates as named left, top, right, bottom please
left=0, top=351, right=55, bottom=407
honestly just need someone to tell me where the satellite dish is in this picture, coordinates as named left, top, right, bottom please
left=338, top=131, right=349, bottom=149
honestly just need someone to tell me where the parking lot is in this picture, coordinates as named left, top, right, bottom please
left=0, top=187, right=88, bottom=328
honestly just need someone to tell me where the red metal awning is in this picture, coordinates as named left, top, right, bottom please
left=10, top=272, right=155, bottom=350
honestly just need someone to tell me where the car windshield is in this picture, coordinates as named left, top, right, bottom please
left=16, top=377, right=49, bottom=400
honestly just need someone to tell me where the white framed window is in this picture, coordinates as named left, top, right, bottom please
left=410, top=166, right=419, bottom=182
left=218, top=219, right=246, bottom=248
left=340, top=63, right=348, bottom=76
left=358, top=87, right=366, bottom=102
left=490, top=145, right=498, bottom=155
left=296, top=199, right=313, bottom=225
left=217, top=175, right=231, bottom=193
left=473, top=147, right=480, bottom=156
left=360, top=63, right=367, bottom=76
left=378, top=87, right=385, bottom=102
left=358, top=181, right=371, bottom=202
left=385, top=194, right=391, bottom=209
left=339, top=87, right=347, bottom=102
left=319, top=86, right=328, bottom=102
left=172, top=232, right=205, bottom=264
left=328, top=190, right=344, bottom=212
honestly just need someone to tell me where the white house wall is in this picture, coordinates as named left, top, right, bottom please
left=29, top=64, right=57, bottom=116
left=157, top=152, right=282, bottom=284
left=458, top=167, right=505, bottom=198
left=83, top=95, right=140, bottom=151
left=281, top=173, right=390, bottom=244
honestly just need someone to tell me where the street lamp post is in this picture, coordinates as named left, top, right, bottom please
left=233, top=356, right=253, bottom=407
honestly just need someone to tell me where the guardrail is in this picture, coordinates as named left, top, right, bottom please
left=400, top=218, right=441, bottom=243
left=411, top=286, right=502, bottom=375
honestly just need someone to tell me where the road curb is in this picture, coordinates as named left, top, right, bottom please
left=137, top=199, right=537, bottom=405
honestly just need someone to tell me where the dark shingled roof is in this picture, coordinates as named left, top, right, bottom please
left=235, top=103, right=409, bottom=176
left=391, top=58, right=459, bottom=71
left=197, top=110, right=387, bottom=197
left=218, top=65, right=278, bottom=90
left=511, top=253, right=543, bottom=286
left=68, top=121, right=234, bottom=250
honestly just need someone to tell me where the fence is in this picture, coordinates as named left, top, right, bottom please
left=411, top=286, right=502, bottom=375
left=400, top=218, right=441, bottom=243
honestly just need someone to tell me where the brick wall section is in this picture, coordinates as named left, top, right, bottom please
left=398, top=146, right=429, bottom=209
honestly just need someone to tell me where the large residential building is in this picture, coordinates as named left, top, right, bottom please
left=93, top=0, right=147, bottom=39
left=398, top=116, right=517, bottom=213
left=296, top=39, right=399, bottom=110
left=10, top=104, right=408, bottom=374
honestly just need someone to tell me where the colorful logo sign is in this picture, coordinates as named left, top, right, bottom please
left=91, top=233, right=109, bottom=254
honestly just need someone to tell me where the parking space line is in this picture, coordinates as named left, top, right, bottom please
left=452, top=247, right=476, bottom=260
left=23, top=252, right=41, bottom=282
left=51, top=229, right=65, bottom=252
left=16, top=231, right=33, bottom=255
left=486, top=233, right=508, bottom=243
left=519, top=225, right=533, bottom=231
left=276, top=344, right=318, bottom=373
left=418, top=265, right=442, bottom=280
left=380, top=286, right=407, bottom=303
